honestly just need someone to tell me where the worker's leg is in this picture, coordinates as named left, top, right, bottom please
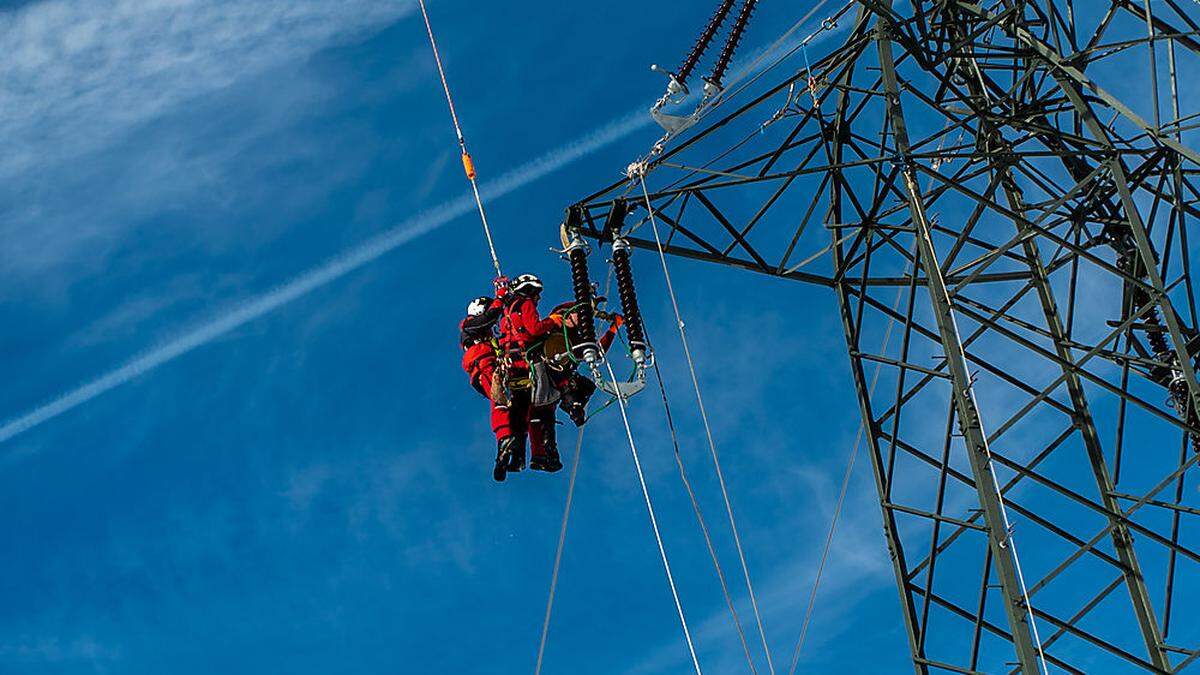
left=558, top=372, right=595, bottom=427
left=490, top=401, right=512, bottom=441
left=529, top=405, right=562, bottom=472
left=506, top=386, right=531, bottom=472
left=478, top=364, right=513, bottom=443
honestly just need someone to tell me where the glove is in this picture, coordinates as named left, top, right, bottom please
left=493, top=276, right=510, bottom=296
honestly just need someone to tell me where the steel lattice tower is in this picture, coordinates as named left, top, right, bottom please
left=569, top=1, right=1200, bottom=672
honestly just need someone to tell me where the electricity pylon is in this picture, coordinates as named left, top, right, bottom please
left=571, top=1, right=1200, bottom=672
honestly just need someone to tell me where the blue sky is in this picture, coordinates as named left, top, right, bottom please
left=0, top=0, right=1124, bottom=673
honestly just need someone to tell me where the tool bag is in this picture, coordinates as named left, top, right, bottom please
left=529, top=360, right=561, bottom=408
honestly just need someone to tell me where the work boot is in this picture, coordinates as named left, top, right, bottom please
left=530, top=437, right=562, bottom=473
left=563, top=398, right=587, bottom=427
left=506, top=436, right=527, bottom=473
left=493, top=438, right=512, bottom=483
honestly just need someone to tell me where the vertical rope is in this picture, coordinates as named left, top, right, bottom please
left=988, top=470, right=1051, bottom=675
left=416, top=0, right=503, bottom=277
left=534, top=427, right=587, bottom=675
left=635, top=169, right=776, bottom=674
left=605, top=360, right=704, bottom=675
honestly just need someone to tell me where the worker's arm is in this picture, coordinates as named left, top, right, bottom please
left=493, top=276, right=510, bottom=298
left=598, top=314, right=624, bottom=351
left=518, top=297, right=562, bottom=339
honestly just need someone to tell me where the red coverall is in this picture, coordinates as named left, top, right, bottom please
left=499, top=295, right=563, bottom=460
left=460, top=301, right=510, bottom=442
left=499, top=296, right=562, bottom=354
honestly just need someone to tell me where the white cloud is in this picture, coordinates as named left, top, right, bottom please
left=0, top=0, right=412, bottom=178
left=0, top=634, right=120, bottom=666
left=0, top=107, right=654, bottom=448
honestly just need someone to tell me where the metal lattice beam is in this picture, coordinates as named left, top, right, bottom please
left=569, top=1, right=1200, bottom=672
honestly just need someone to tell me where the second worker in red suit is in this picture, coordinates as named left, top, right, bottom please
left=460, top=293, right=518, bottom=482
left=544, top=301, right=623, bottom=426
left=498, top=273, right=565, bottom=475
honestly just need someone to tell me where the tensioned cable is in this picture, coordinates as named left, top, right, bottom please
left=634, top=170, right=776, bottom=674
left=650, top=355, right=760, bottom=674
left=786, top=161, right=989, bottom=671
left=786, top=274, right=908, bottom=674
left=533, top=267, right=622, bottom=675
left=789, top=93, right=919, bottom=669
left=534, top=427, right=587, bottom=675
left=416, top=0, right=503, bottom=277
left=605, top=360, right=704, bottom=675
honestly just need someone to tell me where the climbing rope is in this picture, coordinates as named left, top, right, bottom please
left=534, top=426, right=587, bottom=675
left=536, top=268, right=658, bottom=673
left=605, top=359, right=704, bottom=675
left=633, top=167, right=776, bottom=674
left=416, top=0, right=503, bottom=277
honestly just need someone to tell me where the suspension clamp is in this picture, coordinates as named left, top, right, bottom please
left=556, top=206, right=591, bottom=257
left=650, top=64, right=689, bottom=104
left=557, top=226, right=590, bottom=257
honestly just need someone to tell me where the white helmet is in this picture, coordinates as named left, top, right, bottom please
left=466, top=296, right=491, bottom=317
left=512, top=274, right=544, bottom=296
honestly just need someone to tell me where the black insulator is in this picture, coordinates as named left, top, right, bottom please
left=601, top=199, right=630, bottom=242
left=708, top=0, right=756, bottom=88
left=613, top=243, right=647, bottom=351
left=676, top=0, right=736, bottom=85
left=1187, top=405, right=1200, bottom=455
left=1134, top=288, right=1171, bottom=357
left=568, top=247, right=598, bottom=353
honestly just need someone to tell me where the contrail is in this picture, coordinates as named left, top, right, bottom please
left=0, top=109, right=653, bottom=445
left=2, top=14, right=845, bottom=446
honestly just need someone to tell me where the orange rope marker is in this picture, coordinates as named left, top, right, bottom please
left=461, top=151, right=476, bottom=181
left=416, top=0, right=502, bottom=277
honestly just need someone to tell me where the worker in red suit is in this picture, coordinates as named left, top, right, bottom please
left=498, top=274, right=565, bottom=475
left=460, top=290, right=517, bottom=482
